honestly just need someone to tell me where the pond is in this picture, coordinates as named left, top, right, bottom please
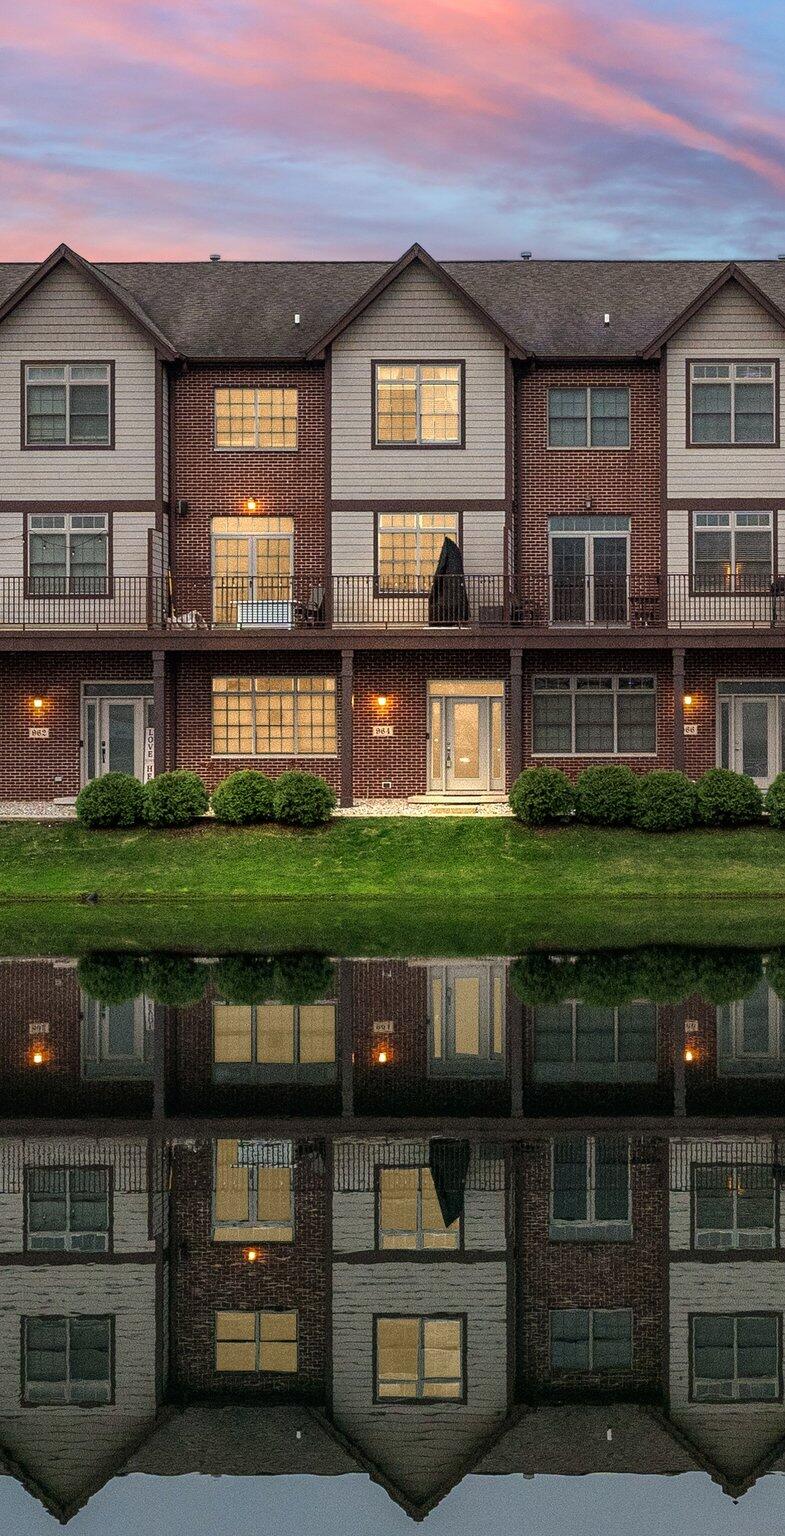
left=4, top=928, right=785, bottom=1533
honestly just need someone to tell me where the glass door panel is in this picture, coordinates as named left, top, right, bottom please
left=103, top=702, right=137, bottom=775
left=592, top=537, right=628, bottom=624
left=733, top=698, right=773, bottom=787
left=552, top=537, right=586, bottom=623
left=446, top=700, right=485, bottom=791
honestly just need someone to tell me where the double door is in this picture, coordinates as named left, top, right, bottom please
left=551, top=533, right=629, bottom=625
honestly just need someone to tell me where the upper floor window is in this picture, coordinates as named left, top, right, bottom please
left=550, top=1308, right=632, bottom=1371
left=211, top=674, right=337, bottom=757
left=692, top=511, right=773, bottom=594
left=215, top=1309, right=298, bottom=1373
left=689, top=361, right=776, bottom=446
left=213, top=1139, right=294, bottom=1243
left=24, top=363, right=111, bottom=447
left=214, top=387, right=298, bottom=450
left=551, top=1135, right=631, bottom=1237
left=548, top=387, right=630, bottom=448
left=26, top=1168, right=110, bottom=1253
left=375, top=1315, right=464, bottom=1400
left=693, top=1164, right=776, bottom=1250
left=377, top=1167, right=461, bottom=1251
left=377, top=512, right=459, bottom=595
left=23, top=1315, right=112, bottom=1404
left=533, top=674, right=656, bottom=757
left=373, top=363, right=463, bottom=447
left=691, top=1313, right=780, bottom=1401
left=28, top=513, right=109, bottom=597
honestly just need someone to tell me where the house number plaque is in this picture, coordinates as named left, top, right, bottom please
left=373, top=724, right=394, bottom=737
left=29, top=727, right=49, bottom=739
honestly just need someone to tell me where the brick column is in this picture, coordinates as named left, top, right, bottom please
left=340, top=649, right=354, bottom=808
left=508, top=647, right=523, bottom=785
left=672, top=648, right=685, bottom=772
left=338, top=959, right=354, bottom=1118
left=152, top=650, right=166, bottom=777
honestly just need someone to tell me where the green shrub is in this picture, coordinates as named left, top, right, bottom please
left=214, top=955, right=277, bottom=1005
left=575, top=765, right=640, bottom=827
left=509, top=767, right=574, bottom=826
left=144, top=955, right=206, bottom=1007
left=696, top=948, right=763, bottom=1004
left=634, top=946, right=701, bottom=1004
left=573, top=951, right=641, bottom=1007
left=77, top=953, right=145, bottom=1005
left=211, top=770, right=275, bottom=825
left=765, top=950, right=785, bottom=1000
left=273, top=952, right=335, bottom=1004
left=696, top=768, right=762, bottom=828
left=633, top=771, right=698, bottom=833
left=510, top=953, right=576, bottom=1006
left=142, top=770, right=209, bottom=828
left=765, top=773, right=785, bottom=829
left=272, top=771, right=336, bottom=827
left=75, top=772, right=143, bottom=829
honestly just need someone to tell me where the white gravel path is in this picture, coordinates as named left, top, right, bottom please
left=0, top=798, right=511, bottom=821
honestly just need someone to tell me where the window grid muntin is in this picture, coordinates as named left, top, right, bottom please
left=550, top=1308, right=633, bottom=1371
left=214, top=388, right=298, bottom=450
left=211, top=675, right=337, bottom=757
left=693, top=1163, right=776, bottom=1250
left=377, top=1166, right=461, bottom=1251
left=692, top=1313, right=780, bottom=1401
left=690, top=362, right=776, bottom=446
left=692, top=510, right=773, bottom=593
left=28, top=512, right=109, bottom=595
left=548, top=387, right=630, bottom=449
left=26, top=1167, right=110, bottom=1252
left=23, top=1314, right=112, bottom=1404
left=215, top=1309, right=298, bottom=1373
left=534, top=1000, right=657, bottom=1071
left=551, top=1136, right=631, bottom=1227
left=25, top=363, right=111, bottom=447
left=375, top=1315, right=464, bottom=1400
left=213, top=1002, right=336, bottom=1069
left=374, top=363, right=462, bottom=447
left=532, top=675, right=656, bottom=757
left=377, top=511, right=459, bottom=594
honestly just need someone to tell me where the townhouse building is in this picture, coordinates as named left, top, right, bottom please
left=2, top=244, right=785, bottom=804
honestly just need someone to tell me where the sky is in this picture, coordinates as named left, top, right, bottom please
left=1, top=0, right=785, bottom=262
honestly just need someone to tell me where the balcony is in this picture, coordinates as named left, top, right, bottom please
left=0, top=572, right=783, bottom=634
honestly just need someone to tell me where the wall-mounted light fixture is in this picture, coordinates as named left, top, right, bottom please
left=245, top=497, right=258, bottom=513
left=28, top=1043, right=49, bottom=1067
left=375, top=695, right=389, bottom=711
left=31, top=697, right=44, bottom=712
left=683, top=694, right=693, bottom=708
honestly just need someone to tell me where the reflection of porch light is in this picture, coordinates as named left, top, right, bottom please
left=245, top=497, right=258, bottom=513
left=374, top=1045, right=391, bottom=1065
left=684, top=1047, right=697, bottom=1063
left=244, top=1247, right=260, bottom=1263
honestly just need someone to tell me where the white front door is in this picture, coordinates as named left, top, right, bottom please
left=83, top=693, right=152, bottom=781
left=429, top=692, right=504, bottom=794
left=732, top=697, right=777, bottom=788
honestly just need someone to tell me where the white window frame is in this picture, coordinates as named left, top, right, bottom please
left=24, top=362, right=112, bottom=447
left=213, top=387, right=298, bottom=451
left=211, top=675, right=337, bottom=758
left=22, top=1315, right=113, bottom=1405
left=692, top=511, right=773, bottom=593
left=81, top=994, right=152, bottom=1080
left=428, top=961, right=506, bottom=1077
left=376, top=511, right=460, bottom=595
left=533, top=1000, right=658, bottom=1083
left=689, top=361, right=776, bottom=447
left=692, top=1313, right=781, bottom=1402
left=547, top=386, right=631, bottom=449
left=212, top=1001, right=337, bottom=1083
left=373, top=362, right=463, bottom=447
left=27, top=513, right=109, bottom=595
left=549, top=1307, right=633, bottom=1371
left=550, top=1136, right=631, bottom=1231
left=25, top=1166, right=110, bottom=1253
left=718, top=985, right=785, bottom=1076
left=532, top=674, right=656, bottom=758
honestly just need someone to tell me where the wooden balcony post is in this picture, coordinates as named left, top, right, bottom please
left=672, top=647, right=685, bottom=772
left=340, top=649, right=354, bottom=808
left=152, top=650, right=166, bottom=777
left=508, top=647, right=523, bottom=786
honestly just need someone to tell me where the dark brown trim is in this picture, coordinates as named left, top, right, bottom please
left=508, top=648, right=523, bottom=785
left=22, top=1162, right=114, bottom=1256
left=335, top=1249, right=502, bottom=1264
left=659, top=349, right=668, bottom=587
left=370, top=360, right=466, bottom=450
left=20, top=1312, right=116, bottom=1407
left=340, top=649, right=353, bottom=808
left=668, top=497, right=782, bottom=510
left=331, top=498, right=505, bottom=513
left=307, top=243, right=525, bottom=360
left=154, top=357, right=163, bottom=526
left=687, top=1310, right=783, bottom=1404
left=371, top=1311, right=468, bottom=1405
left=11, top=1112, right=785, bottom=1137
left=324, top=345, right=333, bottom=627
left=685, top=358, right=780, bottom=449
left=0, top=245, right=178, bottom=359
left=641, top=263, right=785, bottom=359
left=337, top=959, right=354, bottom=1119
left=0, top=500, right=158, bottom=515
left=20, top=360, right=115, bottom=452
left=22, top=505, right=113, bottom=600
left=687, top=505, right=776, bottom=599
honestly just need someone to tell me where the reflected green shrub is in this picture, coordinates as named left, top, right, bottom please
left=509, top=767, right=575, bottom=826
left=572, top=951, right=642, bottom=1007
left=695, top=948, right=763, bottom=1005
left=75, top=772, right=143, bottom=829
left=511, top=944, right=763, bottom=1008
left=77, top=953, right=145, bottom=1005
left=765, top=950, right=785, bottom=1000
left=142, top=770, right=209, bottom=828
left=575, top=765, right=641, bottom=827
left=144, top=955, right=206, bottom=1007
left=213, top=954, right=278, bottom=1005
left=633, top=771, right=698, bottom=833
left=510, top=952, right=577, bottom=1006
left=696, top=768, right=763, bottom=828
left=273, top=952, right=334, bottom=1004
left=211, top=770, right=275, bottom=825
left=764, top=773, right=785, bottom=830
left=633, top=946, right=700, bottom=1003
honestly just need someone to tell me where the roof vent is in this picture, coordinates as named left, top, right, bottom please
left=604, top=312, right=610, bottom=326
left=209, top=253, right=221, bottom=262
left=520, top=250, right=532, bottom=260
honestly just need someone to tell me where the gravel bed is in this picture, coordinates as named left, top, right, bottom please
left=0, top=798, right=511, bottom=821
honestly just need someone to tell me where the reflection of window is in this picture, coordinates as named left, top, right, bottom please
left=548, top=387, right=630, bottom=448
left=692, top=511, right=773, bottom=593
left=28, top=513, right=109, bottom=595
left=377, top=512, right=459, bottom=594
left=377, top=1167, right=460, bottom=1250
left=693, top=1164, right=775, bottom=1250
left=550, top=1309, right=632, bottom=1370
left=374, top=363, right=462, bottom=446
left=25, top=363, right=111, bottom=446
left=215, top=1310, right=298, bottom=1372
left=213, top=1139, right=294, bottom=1242
left=718, top=982, right=785, bottom=1076
left=214, top=387, right=298, bottom=450
left=81, top=996, right=152, bottom=1079
left=551, top=1137, right=630, bottom=1233
left=213, top=1003, right=336, bottom=1083
left=692, top=1314, right=780, bottom=1401
left=211, top=676, right=337, bottom=756
left=533, top=1002, right=657, bottom=1083
left=23, top=1316, right=112, bottom=1404
left=689, top=362, right=775, bottom=446
left=533, top=675, right=656, bottom=756
left=26, top=1168, right=109, bottom=1252
left=375, top=1316, right=463, bottom=1400
left=429, top=963, right=505, bottom=1077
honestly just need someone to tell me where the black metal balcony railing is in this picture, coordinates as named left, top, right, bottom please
left=1, top=571, right=785, bottom=631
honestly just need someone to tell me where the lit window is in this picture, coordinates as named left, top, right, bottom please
left=23, top=1315, right=112, bottom=1404
left=690, top=362, right=775, bottom=445
left=25, top=363, right=111, bottom=446
left=374, top=363, right=462, bottom=446
left=215, top=1310, right=298, bottom=1373
left=550, top=1309, right=632, bottom=1370
left=375, top=1316, right=463, bottom=1400
left=211, top=675, right=337, bottom=756
left=548, top=388, right=630, bottom=448
left=26, top=1168, right=109, bottom=1252
left=377, top=512, right=459, bottom=594
left=28, top=513, right=108, bottom=596
left=212, top=1139, right=294, bottom=1243
left=214, top=388, right=298, bottom=450
left=692, top=511, right=773, bottom=594
left=692, top=1314, right=780, bottom=1401
left=377, top=1167, right=460, bottom=1251
left=211, top=516, right=294, bottom=623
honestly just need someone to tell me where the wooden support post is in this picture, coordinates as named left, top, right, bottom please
left=340, top=649, right=354, bottom=808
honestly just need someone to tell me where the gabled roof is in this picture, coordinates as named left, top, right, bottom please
left=0, top=1408, right=175, bottom=1525
left=305, top=242, right=526, bottom=360
left=640, top=261, right=785, bottom=357
left=0, top=244, right=179, bottom=359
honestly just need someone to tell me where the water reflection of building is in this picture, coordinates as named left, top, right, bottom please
left=3, top=1129, right=785, bottom=1521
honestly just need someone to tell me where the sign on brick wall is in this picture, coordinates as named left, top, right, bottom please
left=373, top=724, right=394, bottom=738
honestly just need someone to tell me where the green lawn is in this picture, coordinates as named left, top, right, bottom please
left=0, top=818, right=784, bottom=954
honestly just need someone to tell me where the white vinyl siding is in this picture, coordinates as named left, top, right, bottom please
left=0, top=1138, right=155, bottom=1254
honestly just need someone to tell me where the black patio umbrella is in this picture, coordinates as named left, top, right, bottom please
left=428, top=535, right=470, bottom=625
left=428, top=1138, right=471, bottom=1229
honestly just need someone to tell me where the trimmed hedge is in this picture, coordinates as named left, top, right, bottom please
left=273, top=952, right=334, bottom=1004
left=75, top=772, right=143, bottom=829
left=144, top=955, right=206, bottom=1007
left=272, top=771, right=336, bottom=827
left=509, top=767, right=574, bottom=826
left=765, top=772, right=785, bottom=829
left=633, top=771, right=698, bottom=833
left=211, top=770, right=275, bottom=825
left=696, top=768, right=763, bottom=828
left=575, top=765, right=641, bottom=827
left=77, top=953, right=145, bottom=1006
left=142, top=770, right=209, bottom=828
